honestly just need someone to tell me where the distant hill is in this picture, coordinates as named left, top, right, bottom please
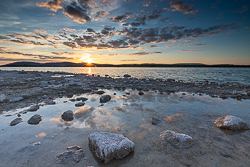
left=1, top=61, right=249, bottom=67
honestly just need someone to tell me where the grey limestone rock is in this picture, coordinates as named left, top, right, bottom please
left=27, top=105, right=39, bottom=111
left=27, top=114, right=42, bottom=125
left=61, top=110, right=74, bottom=121
left=100, top=95, right=111, bottom=103
left=10, top=118, right=23, bottom=126
left=56, top=146, right=85, bottom=164
left=160, top=130, right=193, bottom=149
left=214, top=115, right=249, bottom=130
left=88, top=132, right=134, bottom=164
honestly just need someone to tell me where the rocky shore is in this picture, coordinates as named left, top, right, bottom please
left=1, top=70, right=250, bottom=112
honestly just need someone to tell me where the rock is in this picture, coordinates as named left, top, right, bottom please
left=68, top=80, right=81, bottom=86
left=27, top=114, right=42, bottom=125
left=9, top=97, right=24, bottom=103
left=27, top=105, right=39, bottom=111
left=94, top=90, right=105, bottom=95
left=124, top=74, right=131, bottom=77
left=69, top=99, right=76, bottom=102
left=0, top=94, right=6, bottom=102
left=151, top=117, right=161, bottom=125
left=75, top=102, right=85, bottom=107
left=21, top=94, right=31, bottom=98
left=10, top=118, right=23, bottom=126
left=88, top=132, right=134, bottom=164
left=61, top=110, right=74, bottom=121
left=56, top=146, right=85, bottom=164
left=47, top=101, right=56, bottom=105
left=233, top=90, right=247, bottom=95
left=76, top=97, right=88, bottom=101
left=100, top=95, right=111, bottom=103
left=138, top=91, right=144, bottom=95
left=214, top=115, right=249, bottom=130
left=42, top=95, right=47, bottom=98
left=82, top=87, right=92, bottom=92
left=160, top=130, right=193, bottom=149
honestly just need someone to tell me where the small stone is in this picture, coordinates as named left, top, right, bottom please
left=76, top=97, right=88, bottom=101
left=9, top=97, right=24, bottom=103
left=42, top=95, right=47, bottom=98
left=82, top=87, right=92, bottom=92
left=160, top=130, right=193, bottom=149
left=124, top=74, right=131, bottom=77
left=27, top=114, right=42, bottom=125
left=27, top=105, right=39, bottom=111
left=88, top=132, right=134, bottom=164
left=61, top=110, right=74, bottom=121
left=100, top=95, right=111, bottom=103
left=75, top=102, right=85, bottom=107
left=151, top=117, right=161, bottom=125
left=0, top=94, right=6, bottom=102
left=94, top=91, right=105, bottom=95
left=214, top=115, right=249, bottom=131
left=138, top=91, right=144, bottom=95
left=47, top=101, right=56, bottom=105
left=10, top=118, right=23, bottom=126
left=56, top=146, right=85, bottom=164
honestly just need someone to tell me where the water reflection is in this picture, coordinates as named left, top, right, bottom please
left=88, top=67, right=91, bottom=75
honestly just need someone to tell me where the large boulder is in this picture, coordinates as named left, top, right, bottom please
left=10, top=118, right=23, bottom=126
left=27, top=114, right=42, bottom=125
left=88, top=132, right=134, bottom=164
left=27, top=105, right=39, bottom=111
left=61, top=110, right=74, bottom=121
left=214, top=115, right=249, bottom=130
left=160, top=130, right=193, bottom=149
left=56, top=146, right=85, bottom=164
left=100, top=95, right=111, bottom=103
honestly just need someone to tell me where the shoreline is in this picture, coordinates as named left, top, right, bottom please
left=0, top=70, right=250, bottom=112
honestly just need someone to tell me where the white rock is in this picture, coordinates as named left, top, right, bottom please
left=214, top=115, right=249, bottom=130
left=160, top=130, right=193, bottom=149
left=88, top=132, right=134, bottom=164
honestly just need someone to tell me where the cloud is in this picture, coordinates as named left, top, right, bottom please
left=94, top=11, right=110, bottom=21
left=170, top=1, right=199, bottom=14
left=63, top=2, right=91, bottom=24
left=109, top=12, right=134, bottom=22
left=107, top=51, right=162, bottom=56
left=36, top=0, right=63, bottom=12
left=62, top=28, right=77, bottom=33
left=234, top=6, right=249, bottom=13
left=143, top=1, right=153, bottom=7
left=179, top=50, right=202, bottom=52
left=120, top=59, right=138, bottom=61
left=245, top=27, right=250, bottom=29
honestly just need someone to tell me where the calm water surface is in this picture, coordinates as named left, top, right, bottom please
left=1, top=67, right=250, bottom=85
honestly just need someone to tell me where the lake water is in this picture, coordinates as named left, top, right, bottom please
left=1, top=67, right=250, bottom=85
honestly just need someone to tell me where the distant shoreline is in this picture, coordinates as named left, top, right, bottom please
left=1, top=62, right=250, bottom=68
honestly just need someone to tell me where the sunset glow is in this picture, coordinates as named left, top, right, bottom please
left=0, top=0, right=249, bottom=65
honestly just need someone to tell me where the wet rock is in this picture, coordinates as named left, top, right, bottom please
left=61, top=110, right=74, bottom=121
left=124, top=74, right=131, bottom=77
left=56, top=146, right=85, bottom=164
left=138, top=91, right=144, bottom=95
left=94, top=90, right=105, bottom=95
left=0, top=94, right=6, bottom=102
left=100, top=95, right=111, bottom=103
left=47, top=101, right=56, bottom=105
left=160, top=130, right=193, bottom=149
left=21, top=94, right=31, bottom=99
left=88, top=132, right=134, bottom=164
left=69, top=99, right=76, bottom=102
left=76, top=97, right=88, bottom=101
left=9, top=97, right=24, bottom=103
left=151, top=117, right=161, bottom=125
left=10, top=118, right=23, bottom=126
left=27, top=114, right=42, bottom=125
left=75, top=102, right=85, bottom=107
left=214, top=115, right=249, bottom=130
left=27, top=105, right=39, bottom=111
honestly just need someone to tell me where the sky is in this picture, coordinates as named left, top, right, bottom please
left=0, top=0, right=250, bottom=65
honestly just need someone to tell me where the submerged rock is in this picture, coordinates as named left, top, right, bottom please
left=214, top=115, right=249, bottom=130
left=61, top=110, right=74, bottom=121
left=27, top=105, right=39, bottom=111
left=10, top=118, right=23, bottom=126
left=56, top=146, right=85, bottom=164
left=75, top=102, right=85, bottom=107
left=27, top=114, right=42, bottom=125
left=160, top=130, right=193, bottom=149
left=100, top=95, right=111, bottom=103
left=9, top=97, right=24, bottom=103
left=88, top=132, right=134, bottom=164
left=151, top=117, right=161, bottom=125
